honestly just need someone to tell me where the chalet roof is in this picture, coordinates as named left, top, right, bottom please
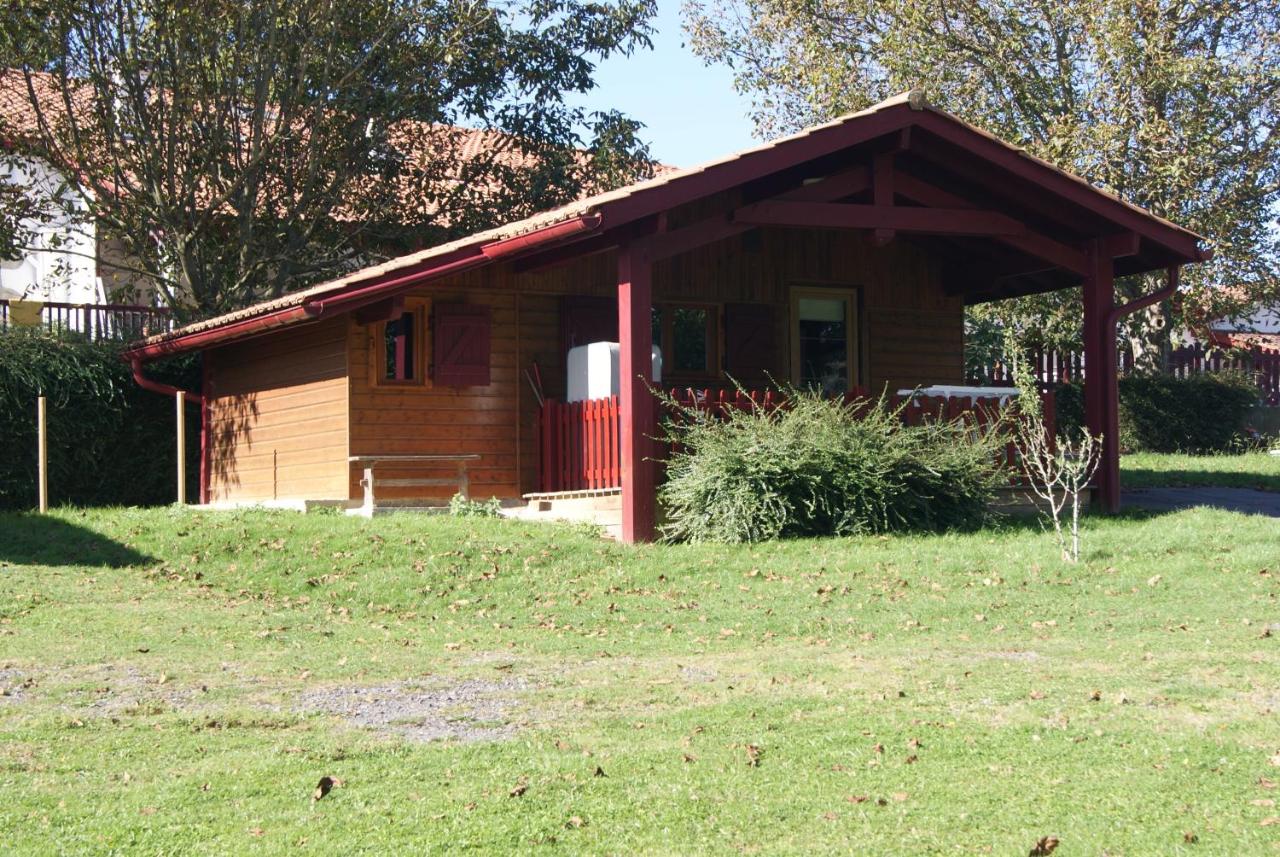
left=128, top=89, right=1210, bottom=359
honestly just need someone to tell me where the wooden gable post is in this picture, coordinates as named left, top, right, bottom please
left=1082, top=239, right=1120, bottom=512
left=617, top=242, right=656, bottom=543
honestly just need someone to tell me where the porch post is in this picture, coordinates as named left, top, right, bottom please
left=1082, top=239, right=1120, bottom=512
left=617, top=242, right=656, bottom=543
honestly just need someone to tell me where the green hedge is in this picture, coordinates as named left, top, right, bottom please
left=1054, top=372, right=1259, bottom=454
left=0, top=331, right=200, bottom=509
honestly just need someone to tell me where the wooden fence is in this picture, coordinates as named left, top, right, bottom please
left=0, top=300, right=172, bottom=341
left=971, top=344, right=1280, bottom=406
left=536, top=387, right=1052, bottom=493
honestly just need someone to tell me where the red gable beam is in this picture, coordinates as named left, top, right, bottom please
left=892, top=172, right=1090, bottom=275
left=733, top=200, right=1027, bottom=237
left=912, top=111, right=1206, bottom=262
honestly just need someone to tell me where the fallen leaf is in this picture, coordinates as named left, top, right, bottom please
left=682, top=753, right=696, bottom=763
left=847, top=795, right=869, bottom=804
left=1270, top=752, right=1280, bottom=767
left=745, top=744, right=763, bottom=767
left=1029, top=836, right=1059, bottom=856
left=1029, top=690, right=1047, bottom=700
left=509, top=783, right=529, bottom=798
left=907, top=737, right=922, bottom=749
left=1183, top=831, right=1198, bottom=843
left=565, top=816, right=586, bottom=829
left=593, top=766, right=606, bottom=778
left=248, top=827, right=265, bottom=837
left=872, top=743, right=884, bottom=754
left=905, top=754, right=919, bottom=764
left=1259, top=777, right=1277, bottom=789
left=1251, top=798, right=1276, bottom=808
left=139, top=806, right=157, bottom=816
left=891, top=791, right=908, bottom=802
left=1147, top=574, right=1162, bottom=587
left=1089, top=690, right=1102, bottom=702
left=1261, top=817, right=1279, bottom=827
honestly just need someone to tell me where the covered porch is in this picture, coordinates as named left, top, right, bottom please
left=507, top=93, right=1204, bottom=541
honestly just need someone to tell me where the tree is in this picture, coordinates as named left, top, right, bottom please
left=0, top=0, right=657, bottom=318
left=684, top=0, right=1280, bottom=368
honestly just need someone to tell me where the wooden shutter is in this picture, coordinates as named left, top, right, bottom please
left=433, top=303, right=491, bottom=386
left=561, top=296, right=618, bottom=354
left=724, top=303, right=775, bottom=377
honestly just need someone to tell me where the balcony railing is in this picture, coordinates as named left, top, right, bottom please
left=0, top=300, right=173, bottom=342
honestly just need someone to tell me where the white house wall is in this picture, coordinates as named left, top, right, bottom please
left=0, top=156, right=99, bottom=305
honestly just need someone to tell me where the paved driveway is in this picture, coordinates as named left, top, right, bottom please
left=1124, top=487, right=1280, bottom=518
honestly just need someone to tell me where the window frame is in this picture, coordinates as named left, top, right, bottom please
left=788, top=285, right=860, bottom=393
left=369, top=297, right=431, bottom=388
left=651, top=300, right=720, bottom=380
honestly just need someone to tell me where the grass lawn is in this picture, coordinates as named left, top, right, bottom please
left=2, top=507, right=1279, bottom=854
left=1122, top=451, right=1280, bottom=492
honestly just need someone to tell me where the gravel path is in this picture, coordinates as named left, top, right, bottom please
left=296, top=677, right=528, bottom=743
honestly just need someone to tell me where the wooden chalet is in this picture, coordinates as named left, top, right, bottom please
left=124, top=90, right=1209, bottom=542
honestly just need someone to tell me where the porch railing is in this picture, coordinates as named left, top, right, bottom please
left=0, top=300, right=173, bottom=341
left=536, top=386, right=1054, bottom=493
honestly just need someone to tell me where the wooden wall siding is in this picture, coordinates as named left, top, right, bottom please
left=206, top=316, right=349, bottom=503
left=346, top=282, right=524, bottom=502
left=338, top=225, right=963, bottom=501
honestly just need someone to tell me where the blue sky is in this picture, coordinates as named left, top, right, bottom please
left=569, top=1, right=759, bottom=168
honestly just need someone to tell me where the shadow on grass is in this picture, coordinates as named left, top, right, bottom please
left=1122, top=467, right=1280, bottom=493
left=0, top=512, right=154, bottom=568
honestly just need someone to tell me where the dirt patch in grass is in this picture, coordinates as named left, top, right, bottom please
left=296, top=677, right=528, bottom=743
left=0, top=669, right=30, bottom=704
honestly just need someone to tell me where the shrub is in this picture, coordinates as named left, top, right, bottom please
left=1053, top=372, right=1259, bottom=454
left=657, top=390, right=1007, bottom=543
left=448, top=493, right=503, bottom=517
left=0, top=331, right=199, bottom=509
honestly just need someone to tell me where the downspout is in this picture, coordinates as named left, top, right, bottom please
left=1107, top=265, right=1179, bottom=332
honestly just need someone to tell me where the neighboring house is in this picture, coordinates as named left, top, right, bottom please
left=0, top=154, right=98, bottom=304
left=1206, top=287, right=1280, bottom=352
left=124, top=90, right=1208, bottom=542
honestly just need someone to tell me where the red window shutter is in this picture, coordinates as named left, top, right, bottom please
left=561, top=296, right=618, bottom=353
left=724, top=303, right=775, bottom=376
left=433, top=303, right=491, bottom=386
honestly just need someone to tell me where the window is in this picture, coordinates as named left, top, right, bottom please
left=371, top=298, right=428, bottom=386
left=790, top=287, right=858, bottom=395
left=652, top=303, right=717, bottom=376
left=384, top=311, right=416, bottom=380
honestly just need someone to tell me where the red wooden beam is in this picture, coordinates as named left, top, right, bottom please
left=733, top=200, right=1027, bottom=237
left=1082, top=239, right=1120, bottom=512
left=617, top=242, right=656, bottom=543
left=872, top=153, right=895, bottom=245
left=775, top=165, right=871, bottom=202
left=893, top=172, right=1089, bottom=275
left=912, top=113, right=1207, bottom=262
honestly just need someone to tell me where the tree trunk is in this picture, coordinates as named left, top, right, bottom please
left=1121, top=273, right=1172, bottom=374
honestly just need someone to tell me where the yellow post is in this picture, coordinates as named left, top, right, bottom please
left=176, top=390, right=186, bottom=505
left=37, top=395, right=48, bottom=513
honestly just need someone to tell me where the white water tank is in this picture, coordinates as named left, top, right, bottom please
left=567, top=342, right=662, bottom=402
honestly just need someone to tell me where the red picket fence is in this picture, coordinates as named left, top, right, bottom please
left=972, top=344, right=1280, bottom=406
left=536, top=387, right=1053, bottom=493
left=0, top=300, right=172, bottom=341
left=539, top=395, right=621, bottom=492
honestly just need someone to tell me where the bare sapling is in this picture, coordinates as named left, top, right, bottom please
left=1006, top=337, right=1102, bottom=562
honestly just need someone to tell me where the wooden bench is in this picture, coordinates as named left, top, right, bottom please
left=349, top=454, right=481, bottom=516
